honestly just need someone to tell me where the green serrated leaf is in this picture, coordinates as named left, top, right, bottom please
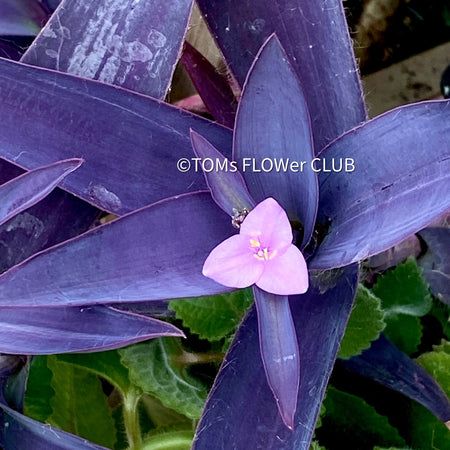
left=417, top=341, right=450, bottom=396
left=384, top=315, right=423, bottom=355
left=169, top=289, right=253, bottom=341
left=47, top=356, right=117, bottom=448
left=24, top=356, right=54, bottom=422
left=373, top=258, right=432, bottom=317
left=339, top=285, right=386, bottom=359
left=119, top=338, right=208, bottom=419
left=310, top=441, right=326, bottom=450
left=429, top=298, right=450, bottom=340
left=56, top=350, right=131, bottom=394
left=319, top=387, right=406, bottom=449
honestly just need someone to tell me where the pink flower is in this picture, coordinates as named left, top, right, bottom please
left=203, top=198, right=309, bottom=295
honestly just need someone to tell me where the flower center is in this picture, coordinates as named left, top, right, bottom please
left=250, top=237, right=278, bottom=261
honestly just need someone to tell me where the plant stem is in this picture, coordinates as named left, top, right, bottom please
left=123, top=387, right=142, bottom=450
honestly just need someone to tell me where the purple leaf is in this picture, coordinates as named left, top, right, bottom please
left=190, top=130, right=255, bottom=216
left=234, top=35, right=318, bottom=248
left=0, top=158, right=82, bottom=227
left=418, top=227, right=450, bottom=305
left=22, top=0, right=193, bottom=98
left=253, top=287, right=299, bottom=430
left=197, top=0, right=367, bottom=152
left=0, top=0, right=49, bottom=37
left=0, top=40, right=23, bottom=61
left=0, top=58, right=232, bottom=215
left=312, top=100, right=450, bottom=270
left=0, top=192, right=233, bottom=307
left=181, top=41, right=237, bottom=128
left=0, top=403, right=107, bottom=450
left=194, top=264, right=358, bottom=449
left=0, top=306, right=183, bottom=355
left=343, top=335, right=450, bottom=422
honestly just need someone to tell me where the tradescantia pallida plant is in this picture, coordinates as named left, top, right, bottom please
left=0, top=0, right=449, bottom=448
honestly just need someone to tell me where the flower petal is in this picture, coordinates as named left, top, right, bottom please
left=256, top=245, right=308, bottom=295
left=240, top=197, right=293, bottom=249
left=203, top=235, right=264, bottom=288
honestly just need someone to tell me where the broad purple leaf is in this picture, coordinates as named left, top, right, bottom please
left=343, top=335, right=450, bottom=422
left=197, top=0, right=367, bottom=153
left=22, top=0, right=193, bottom=98
left=0, top=306, right=183, bottom=355
left=0, top=58, right=232, bottom=215
left=312, top=100, right=450, bottom=270
left=0, top=158, right=82, bottom=227
left=0, top=192, right=233, bottom=307
left=253, top=287, right=299, bottom=430
left=0, top=0, right=49, bottom=37
left=0, top=187, right=99, bottom=274
left=419, top=227, right=450, bottom=305
left=194, top=264, right=358, bottom=449
left=190, top=130, right=255, bottom=216
left=234, top=35, right=318, bottom=248
left=0, top=403, right=107, bottom=450
left=181, top=41, right=237, bottom=128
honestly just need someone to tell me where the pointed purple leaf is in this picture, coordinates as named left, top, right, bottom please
left=0, top=306, right=183, bottom=355
left=234, top=35, right=318, bottom=248
left=312, top=100, right=450, bottom=270
left=197, top=0, right=367, bottom=152
left=22, top=0, right=193, bottom=98
left=194, top=264, right=358, bottom=449
left=181, top=41, right=237, bottom=128
left=419, top=227, right=450, bottom=305
left=0, top=58, right=232, bottom=215
left=253, top=287, right=299, bottom=430
left=190, top=130, right=255, bottom=216
left=0, top=0, right=49, bottom=37
left=0, top=192, right=232, bottom=307
left=343, top=335, right=450, bottom=422
left=0, top=158, right=82, bottom=227
left=0, top=403, right=107, bottom=450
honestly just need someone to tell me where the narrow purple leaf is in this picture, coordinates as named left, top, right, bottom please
left=0, top=58, right=232, bottom=215
left=194, top=264, right=358, bottom=449
left=253, top=287, right=299, bottom=430
left=312, top=100, right=450, bottom=270
left=0, top=0, right=49, bottom=37
left=190, top=130, right=255, bottom=216
left=197, top=0, right=367, bottom=152
left=234, top=35, right=318, bottom=248
left=181, top=41, right=237, bottom=128
left=0, top=192, right=232, bottom=307
left=0, top=158, right=82, bottom=227
left=22, top=0, right=193, bottom=98
left=419, top=227, right=450, bottom=305
left=0, top=306, right=183, bottom=355
left=0, top=403, right=107, bottom=450
left=343, top=335, right=450, bottom=422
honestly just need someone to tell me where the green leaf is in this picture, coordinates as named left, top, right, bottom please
left=47, top=356, right=117, bottom=449
left=119, top=338, right=208, bottom=419
left=373, top=258, right=432, bottom=317
left=384, top=315, right=423, bottom=355
left=416, top=341, right=450, bottom=397
left=409, top=401, right=450, bottom=450
left=319, top=387, right=406, bottom=449
left=169, top=289, right=253, bottom=341
left=24, top=356, right=54, bottom=422
left=56, top=350, right=131, bottom=394
left=339, top=285, right=386, bottom=359
left=141, top=429, right=194, bottom=450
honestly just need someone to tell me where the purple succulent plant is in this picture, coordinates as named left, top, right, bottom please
left=0, top=0, right=449, bottom=448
